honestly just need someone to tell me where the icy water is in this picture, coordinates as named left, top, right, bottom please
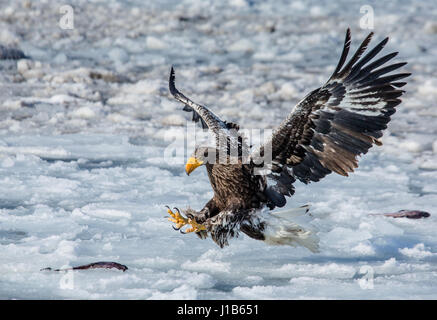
left=0, top=0, right=436, bottom=299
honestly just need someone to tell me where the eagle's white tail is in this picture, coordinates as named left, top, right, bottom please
left=262, top=205, right=319, bottom=253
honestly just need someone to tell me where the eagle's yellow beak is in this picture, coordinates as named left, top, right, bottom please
left=185, top=157, right=203, bottom=175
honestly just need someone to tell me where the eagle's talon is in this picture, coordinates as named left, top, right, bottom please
left=166, top=206, right=189, bottom=229
left=184, top=218, right=207, bottom=233
left=166, top=206, right=206, bottom=234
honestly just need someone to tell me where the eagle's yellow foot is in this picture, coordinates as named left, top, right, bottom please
left=182, top=218, right=206, bottom=234
left=167, top=207, right=188, bottom=229
left=166, top=206, right=206, bottom=234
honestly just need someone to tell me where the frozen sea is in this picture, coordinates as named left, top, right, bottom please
left=0, top=0, right=436, bottom=299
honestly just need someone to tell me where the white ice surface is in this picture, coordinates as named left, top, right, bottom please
left=0, top=0, right=436, bottom=299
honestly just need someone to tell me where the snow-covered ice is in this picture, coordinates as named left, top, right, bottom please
left=0, top=0, right=436, bottom=299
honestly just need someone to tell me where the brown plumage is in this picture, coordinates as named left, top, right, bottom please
left=168, top=28, right=410, bottom=249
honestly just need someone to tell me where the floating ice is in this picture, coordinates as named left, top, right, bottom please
left=0, top=0, right=435, bottom=300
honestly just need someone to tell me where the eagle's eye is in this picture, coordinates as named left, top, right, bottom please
left=203, top=150, right=208, bottom=158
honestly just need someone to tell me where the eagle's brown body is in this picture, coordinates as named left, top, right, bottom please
left=205, top=162, right=266, bottom=213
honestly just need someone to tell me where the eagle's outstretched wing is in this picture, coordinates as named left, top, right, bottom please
left=169, top=66, right=230, bottom=132
left=169, top=67, right=246, bottom=155
left=254, top=29, right=410, bottom=201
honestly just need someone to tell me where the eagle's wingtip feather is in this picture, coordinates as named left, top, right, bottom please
left=169, top=65, right=178, bottom=97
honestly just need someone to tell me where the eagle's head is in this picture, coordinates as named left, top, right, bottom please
left=185, top=146, right=217, bottom=175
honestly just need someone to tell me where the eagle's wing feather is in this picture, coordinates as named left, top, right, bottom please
left=169, top=66, right=229, bottom=133
left=255, top=29, right=410, bottom=201
left=170, top=67, right=247, bottom=155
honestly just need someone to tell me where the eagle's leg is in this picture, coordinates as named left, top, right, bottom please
left=183, top=207, right=209, bottom=223
left=181, top=219, right=206, bottom=234
left=180, top=207, right=209, bottom=238
left=166, top=206, right=206, bottom=234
